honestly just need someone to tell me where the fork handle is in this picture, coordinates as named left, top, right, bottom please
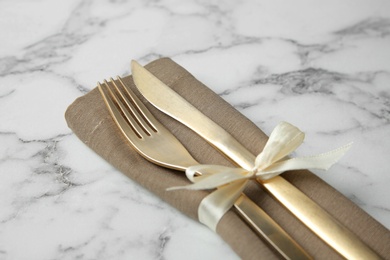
left=234, top=194, right=312, bottom=260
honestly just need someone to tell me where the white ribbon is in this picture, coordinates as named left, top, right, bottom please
left=168, top=122, right=352, bottom=231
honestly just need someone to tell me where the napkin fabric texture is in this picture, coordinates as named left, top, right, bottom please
left=65, top=58, right=390, bottom=259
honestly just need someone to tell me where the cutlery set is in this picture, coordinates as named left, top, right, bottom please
left=98, top=76, right=310, bottom=259
left=97, top=60, right=380, bottom=259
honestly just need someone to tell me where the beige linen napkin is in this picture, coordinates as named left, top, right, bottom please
left=65, top=58, right=390, bottom=259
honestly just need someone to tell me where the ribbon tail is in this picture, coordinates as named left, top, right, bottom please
left=167, top=166, right=248, bottom=191
left=199, top=180, right=248, bottom=231
left=258, top=142, right=353, bottom=180
left=185, top=165, right=235, bottom=182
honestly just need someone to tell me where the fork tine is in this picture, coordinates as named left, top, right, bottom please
left=98, top=80, right=144, bottom=139
left=104, top=79, right=148, bottom=138
left=111, top=77, right=157, bottom=136
left=105, top=78, right=153, bottom=137
left=116, top=76, right=159, bottom=133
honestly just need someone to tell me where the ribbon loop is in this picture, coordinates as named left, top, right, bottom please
left=168, top=122, right=352, bottom=231
left=255, top=122, right=304, bottom=170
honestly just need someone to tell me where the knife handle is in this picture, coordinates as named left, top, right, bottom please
left=259, top=176, right=381, bottom=259
left=234, top=194, right=312, bottom=260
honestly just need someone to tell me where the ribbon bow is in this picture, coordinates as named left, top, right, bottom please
left=168, top=122, right=352, bottom=230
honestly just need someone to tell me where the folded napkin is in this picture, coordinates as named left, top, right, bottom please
left=65, top=58, right=389, bottom=259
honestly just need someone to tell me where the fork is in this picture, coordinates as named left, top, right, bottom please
left=98, top=76, right=312, bottom=260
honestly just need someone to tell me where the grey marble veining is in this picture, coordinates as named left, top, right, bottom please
left=0, top=0, right=389, bottom=259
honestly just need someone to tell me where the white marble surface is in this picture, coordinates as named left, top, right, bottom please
left=0, top=0, right=389, bottom=259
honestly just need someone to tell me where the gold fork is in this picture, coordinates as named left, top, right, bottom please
left=98, top=76, right=312, bottom=260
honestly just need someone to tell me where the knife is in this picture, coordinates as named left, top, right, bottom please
left=131, top=60, right=380, bottom=259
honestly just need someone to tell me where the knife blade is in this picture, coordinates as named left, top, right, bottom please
left=131, top=60, right=380, bottom=259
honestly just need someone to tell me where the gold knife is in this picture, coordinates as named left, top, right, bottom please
left=131, top=60, right=380, bottom=260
